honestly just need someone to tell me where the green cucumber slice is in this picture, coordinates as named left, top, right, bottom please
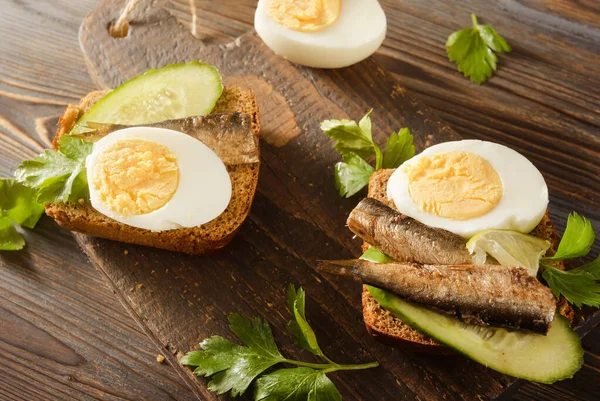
left=367, top=286, right=583, bottom=383
left=71, top=61, right=223, bottom=134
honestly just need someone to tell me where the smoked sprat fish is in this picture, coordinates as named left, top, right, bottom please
left=347, top=198, right=474, bottom=265
left=318, top=259, right=556, bottom=334
left=73, top=112, right=259, bottom=166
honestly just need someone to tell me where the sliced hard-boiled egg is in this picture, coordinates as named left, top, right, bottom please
left=86, top=127, right=232, bottom=231
left=254, top=0, right=387, bottom=68
left=387, top=140, right=549, bottom=238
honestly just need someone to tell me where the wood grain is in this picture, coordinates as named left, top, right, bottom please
left=76, top=0, right=599, bottom=400
left=0, top=1, right=196, bottom=400
left=1, top=0, right=599, bottom=400
left=0, top=216, right=197, bottom=401
left=79, top=2, right=503, bottom=399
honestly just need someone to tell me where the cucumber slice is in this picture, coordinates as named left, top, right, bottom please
left=367, top=286, right=583, bottom=383
left=71, top=61, right=223, bottom=134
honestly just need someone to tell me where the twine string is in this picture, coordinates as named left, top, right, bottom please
left=110, top=0, right=144, bottom=37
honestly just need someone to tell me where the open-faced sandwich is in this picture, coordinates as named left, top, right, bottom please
left=319, top=114, right=599, bottom=384
left=10, top=61, right=260, bottom=255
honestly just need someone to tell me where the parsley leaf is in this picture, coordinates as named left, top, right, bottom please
left=382, top=128, right=415, bottom=169
left=322, top=110, right=415, bottom=198
left=320, top=110, right=382, bottom=167
left=543, top=212, right=595, bottom=261
left=0, top=179, right=45, bottom=250
left=358, top=112, right=383, bottom=170
left=181, top=314, right=284, bottom=396
left=484, top=210, right=600, bottom=309
left=542, top=263, right=600, bottom=308
left=286, top=285, right=328, bottom=361
left=255, top=368, right=341, bottom=401
left=15, top=136, right=92, bottom=203
left=181, top=286, right=378, bottom=400
left=0, top=179, right=45, bottom=229
left=572, top=255, right=600, bottom=280
left=446, top=14, right=511, bottom=84
left=334, top=153, right=375, bottom=198
left=228, top=313, right=283, bottom=360
left=0, top=216, right=25, bottom=251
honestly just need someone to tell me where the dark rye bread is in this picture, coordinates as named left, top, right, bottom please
left=45, top=86, right=260, bottom=255
left=361, top=169, right=573, bottom=353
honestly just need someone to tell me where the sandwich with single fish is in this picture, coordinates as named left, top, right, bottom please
left=13, top=62, right=260, bottom=255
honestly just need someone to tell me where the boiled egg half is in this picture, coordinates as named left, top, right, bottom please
left=387, top=140, right=548, bottom=238
left=85, top=127, right=232, bottom=231
left=254, top=0, right=387, bottom=68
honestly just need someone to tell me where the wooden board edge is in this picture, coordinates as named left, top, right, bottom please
left=72, top=233, right=209, bottom=400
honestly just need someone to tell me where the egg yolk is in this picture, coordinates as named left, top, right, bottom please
left=405, top=151, right=503, bottom=220
left=91, top=139, right=179, bottom=216
left=267, top=0, right=341, bottom=32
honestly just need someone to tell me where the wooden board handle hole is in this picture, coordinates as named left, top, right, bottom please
left=108, top=0, right=145, bottom=38
left=109, top=20, right=130, bottom=38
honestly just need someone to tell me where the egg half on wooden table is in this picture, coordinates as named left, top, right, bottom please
left=85, top=127, right=232, bottom=231
left=255, top=0, right=387, bottom=68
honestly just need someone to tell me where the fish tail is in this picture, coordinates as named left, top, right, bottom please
left=317, top=260, right=362, bottom=278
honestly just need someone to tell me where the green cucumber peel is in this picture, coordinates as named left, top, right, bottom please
left=367, top=285, right=583, bottom=384
left=71, top=61, right=223, bottom=134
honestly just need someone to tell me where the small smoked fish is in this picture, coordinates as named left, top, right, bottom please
left=72, top=112, right=259, bottom=166
left=348, top=198, right=474, bottom=265
left=318, top=259, right=556, bottom=333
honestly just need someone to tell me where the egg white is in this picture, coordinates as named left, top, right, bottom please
left=254, top=0, right=387, bottom=68
left=387, top=140, right=549, bottom=238
left=86, top=127, right=232, bottom=231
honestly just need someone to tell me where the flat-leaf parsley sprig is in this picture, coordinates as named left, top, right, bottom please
left=0, top=179, right=45, bottom=250
left=16, top=135, right=93, bottom=203
left=446, top=13, right=511, bottom=84
left=0, top=135, right=94, bottom=250
left=540, top=213, right=600, bottom=308
left=321, top=110, right=415, bottom=198
left=181, top=285, right=379, bottom=400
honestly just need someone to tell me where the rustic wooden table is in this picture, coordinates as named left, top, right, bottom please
left=1, top=1, right=599, bottom=400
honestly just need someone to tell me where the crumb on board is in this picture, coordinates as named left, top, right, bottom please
left=136, top=284, right=143, bottom=290
left=123, top=249, right=129, bottom=255
left=156, top=354, right=165, bottom=364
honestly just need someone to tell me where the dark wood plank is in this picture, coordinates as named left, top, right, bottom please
left=2, top=0, right=599, bottom=400
left=79, top=2, right=506, bottom=400
left=0, top=220, right=196, bottom=401
left=0, top=1, right=197, bottom=399
left=73, top=0, right=599, bottom=400
left=373, top=0, right=600, bottom=225
left=167, top=0, right=600, bottom=222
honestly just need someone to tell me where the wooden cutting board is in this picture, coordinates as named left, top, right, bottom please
left=71, top=1, right=596, bottom=400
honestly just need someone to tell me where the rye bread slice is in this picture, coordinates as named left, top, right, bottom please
left=362, top=169, right=572, bottom=353
left=45, top=86, right=260, bottom=255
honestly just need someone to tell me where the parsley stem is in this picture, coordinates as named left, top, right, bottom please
left=471, top=13, right=478, bottom=28
left=320, top=355, right=337, bottom=365
left=281, top=358, right=379, bottom=372
left=323, top=361, right=380, bottom=373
